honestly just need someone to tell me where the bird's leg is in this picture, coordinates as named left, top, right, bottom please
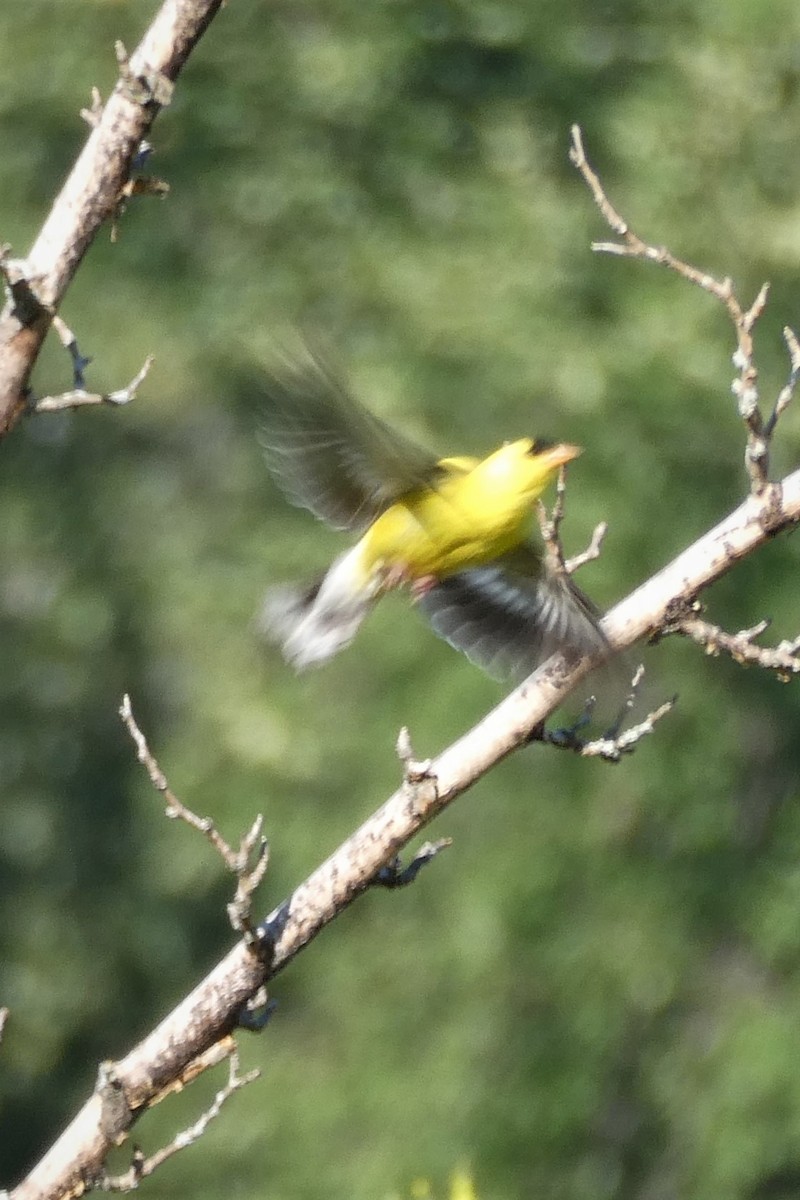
left=409, top=574, right=437, bottom=600
left=380, top=561, right=412, bottom=592
left=378, top=562, right=437, bottom=599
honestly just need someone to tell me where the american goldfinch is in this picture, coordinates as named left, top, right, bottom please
left=257, top=349, right=608, bottom=677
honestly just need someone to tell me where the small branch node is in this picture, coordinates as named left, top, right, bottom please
left=115, top=40, right=174, bottom=109
left=80, top=86, right=104, bottom=129
left=396, top=726, right=436, bottom=787
left=95, top=1061, right=133, bottom=1145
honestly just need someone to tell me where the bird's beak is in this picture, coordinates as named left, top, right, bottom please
left=537, top=442, right=582, bottom=469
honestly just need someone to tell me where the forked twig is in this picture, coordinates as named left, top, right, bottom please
left=119, top=695, right=269, bottom=943
left=96, top=1049, right=259, bottom=1193
left=661, top=605, right=800, bottom=680
left=538, top=666, right=676, bottom=763
left=569, top=124, right=799, bottom=497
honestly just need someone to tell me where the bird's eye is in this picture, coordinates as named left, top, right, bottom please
left=527, top=437, right=555, bottom=456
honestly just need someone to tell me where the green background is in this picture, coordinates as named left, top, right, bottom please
left=2, top=2, right=800, bottom=1198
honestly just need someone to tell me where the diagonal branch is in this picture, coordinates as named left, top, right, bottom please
left=12, top=464, right=800, bottom=1200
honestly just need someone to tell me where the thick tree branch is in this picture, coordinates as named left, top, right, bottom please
left=0, top=0, right=225, bottom=438
left=11, top=465, right=800, bottom=1200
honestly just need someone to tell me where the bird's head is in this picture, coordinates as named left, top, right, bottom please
left=480, top=438, right=582, bottom=500
left=525, top=438, right=582, bottom=485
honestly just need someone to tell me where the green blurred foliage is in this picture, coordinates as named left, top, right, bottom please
left=2, top=1, right=800, bottom=1198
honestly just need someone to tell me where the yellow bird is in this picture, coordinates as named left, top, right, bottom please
left=257, top=349, right=608, bottom=677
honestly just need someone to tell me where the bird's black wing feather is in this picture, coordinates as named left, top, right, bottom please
left=416, top=543, right=609, bottom=678
left=258, top=347, right=443, bottom=532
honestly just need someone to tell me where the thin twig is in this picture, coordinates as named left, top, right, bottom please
left=33, top=355, right=153, bottom=412
left=566, top=521, right=608, bottom=575
left=52, top=315, right=92, bottom=389
left=664, top=608, right=800, bottom=680
left=97, top=1050, right=259, bottom=1193
left=541, top=695, right=676, bottom=764
left=148, top=1036, right=239, bottom=1108
left=538, top=665, right=676, bottom=762
left=536, top=465, right=570, bottom=569
left=576, top=697, right=676, bottom=762
left=119, top=695, right=269, bottom=942
left=570, top=124, right=797, bottom=496
left=765, top=326, right=800, bottom=437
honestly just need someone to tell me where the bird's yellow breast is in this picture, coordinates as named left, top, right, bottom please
left=360, top=439, right=549, bottom=581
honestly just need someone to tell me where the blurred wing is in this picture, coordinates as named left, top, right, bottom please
left=258, top=348, right=443, bottom=531
left=416, top=543, right=609, bottom=678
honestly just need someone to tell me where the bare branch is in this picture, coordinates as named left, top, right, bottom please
left=12, top=464, right=800, bottom=1200
left=538, top=666, right=676, bottom=762
left=536, top=463, right=607, bottom=578
left=33, top=354, right=153, bottom=413
left=569, top=126, right=744, bottom=302
left=396, top=725, right=437, bottom=788
left=765, top=326, right=800, bottom=437
left=0, top=0, right=227, bottom=438
left=566, top=521, right=608, bottom=575
left=119, top=695, right=269, bottom=944
left=0, top=1007, right=8, bottom=1046
left=570, top=125, right=797, bottom=497
left=663, top=608, right=800, bottom=680
left=97, top=1050, right=259, bottom=1193
left=536, top=464, right=570, bottom=569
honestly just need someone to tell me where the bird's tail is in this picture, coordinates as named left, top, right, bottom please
left=258, top=547, right=377, bottom=670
